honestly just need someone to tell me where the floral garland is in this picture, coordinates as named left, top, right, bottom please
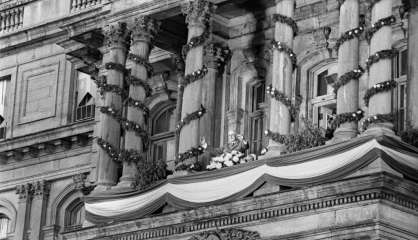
left=264, top=129, right=288, bottom=144
left=126, top=97, right=150, bottom=117
left=363, top=80, right=397, bottom=107
left=333, top=67, right=364, bottom=94
left=334, top=26, right=365, bottom=51
left=331, top=109, right=364, bottom=129
left=362, top=113, right=394, bottom=131
left=93, top=76, right=128, bottom=98
left=206, top=150, right=254, bottom=171
left=365, top=15, right=396, bottom=42
left=266, top=85, right=302, bottom=121
left=176, top=105, right=206, bottom=135
left=97, top=137, right=121, bottom=162
left=182, top=66, right=208, bottom=87
left=182, top=27, right=210, bottom=59
left=99, top=106, right=148, bottom=139
left=272, top=13, right=298, bottom=36
left=127, top=53, right=154, bottom=77
left=125, top=75, right=152, bottom=97
left=118, top=149, right=143, bottom=163
left=271, top=40, right=297, bottom=70
left=177, top=143, right=207, bottom=163
left=104, top=62, right=129, bottom=75
left=366, top=49, right=398, bottom=71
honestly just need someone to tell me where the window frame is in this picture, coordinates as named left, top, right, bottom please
left=64, top=199, right=85, bottom=232
left=392, top=46, right=408, bottom=132
left=247, top=80, right=266, bottom=155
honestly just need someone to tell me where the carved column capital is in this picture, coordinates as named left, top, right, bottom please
left=33, top=180, right=50, bottom=197
left=131, top=16, right=161, bottom=44
left=103, top=22, right=131, bottom=49
left=204, top=43, right=230, bottom=71
left=181, top=0, right=215, bottom=27
left=16, top=183, right=33, bottom=200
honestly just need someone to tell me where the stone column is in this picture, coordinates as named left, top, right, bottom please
left=200, top=43, right=229, bottom=148
left=333, top=0, right=361, bottom=141
left=15, top=183, right=33, bottom=240
left=178, top=0, right=214, bottom=159
left=29, top=181, right=49, bottom=240
left=407, top=0, right=418, bottom=128
left=95, top=22, right=130, bottom=190
left=266, top=0, right=296, bottom=153
left=115, top=16, right=159, bottom=189
left=364, top=0, right=395, bottom=135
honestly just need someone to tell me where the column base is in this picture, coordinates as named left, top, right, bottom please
left=167, top=170, right=190, bottom=179
left=259, top=141, right=286, bottom=159
left=90, top=184, right=114, bottom=195
left=113, top=178, right=137, bottom=191
left=331, top=127, right=358, bottom=143
left=362, top=123, right=399, bottom=139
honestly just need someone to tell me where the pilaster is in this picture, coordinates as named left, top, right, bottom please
left=406, top=0, right=418, bottom=128
left=15, top=183, right=33, bottom=240
left=30, top=180, right=50, bottom=240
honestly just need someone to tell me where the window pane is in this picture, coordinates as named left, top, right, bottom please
left=400, top=85, right=405, bottom=108
left=317, top=70, right=328, bottom=96
left=401, top=49, right=408, bottom=76
left=0, top=216, right=10, bottom=238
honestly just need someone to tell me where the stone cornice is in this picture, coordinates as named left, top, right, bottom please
left=0, top=121, right=94, bottom=166
left=62, top=173, right=418, bottom=239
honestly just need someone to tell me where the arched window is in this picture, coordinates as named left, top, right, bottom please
left=248, top=81, right=265, bottom=154
left=309, top=62, right=337, bottom=130
left=150, top=104, right=176, bottom=168
left=0, top=214, right=11, bottom=239
left=392, top=46, right=408, bottom=132
left=74, top=72, right=95, bottom=122
left=64, top=199, right=85, bottom=232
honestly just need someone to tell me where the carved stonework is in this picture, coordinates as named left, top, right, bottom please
left=131, top=16, right=161, bottom=44
left=33, top=180, right=50, bottom=196
left=16, top=183, right=33, bottom=199
left=182, top=0, right=215, bottom=26
left=204, top=43, right=231, bottom=71
left=189, top=229, right=261, bottom=240
left=73, top=173, right=95, bottom=195
left=103, top=22, right=131, bottom=48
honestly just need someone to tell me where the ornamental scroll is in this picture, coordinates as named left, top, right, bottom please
left=188, top=228, right=261, bottom=240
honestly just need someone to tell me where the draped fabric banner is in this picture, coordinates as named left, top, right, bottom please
left=85, top=135, right=418, bottom=224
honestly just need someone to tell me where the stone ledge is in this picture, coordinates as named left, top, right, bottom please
left=0, top=121, right=94, bottom=165
left=62, top=173, right=418, bottom=240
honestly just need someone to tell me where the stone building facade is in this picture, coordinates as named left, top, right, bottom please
left=0, top=0, right=417, bottom=239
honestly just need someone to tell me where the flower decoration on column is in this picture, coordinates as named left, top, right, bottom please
left=365, top=15, right=396, bottom=42
left=362, top=113, right=395, bottom=131
left=334, top=25, right=365, bottom=51
left=365, top=49, right=398, bottom=71
left=176, top=105, right=206, bottom=135
left=363, top=80, right=397, bottom=107
left=331, top=109, right=364, bottom=129
left=333, top=67, right=364, bottom=94
left=272, top=13, right=299, bottom=36
left=271, top=40, right=297, bottom=70
left=266, top=84, right=302, bottom=122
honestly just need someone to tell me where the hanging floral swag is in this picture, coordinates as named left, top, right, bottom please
left=363, top=80, right=397, bottom=107
left=362, top=113, right=395, bottom=131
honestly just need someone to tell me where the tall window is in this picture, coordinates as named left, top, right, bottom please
left=64, top=200, right=85, bottom=232
left=310, top=64, right=337, bottom=130
left=0, top=75, right=10, bottom=140
left=0, top=214, right=10, bottom=239
left=392, top=48, right=408, bottom=132
left=74, top=72, right=95, bottom=122
left=249, top=82, right=265, bottom=154
left=150, top=104, right=176, bottom=167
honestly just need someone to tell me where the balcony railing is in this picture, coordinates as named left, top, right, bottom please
left=70, top=0, right=102, bottom=12
left=75, top=104, right=95, bottom=122
left=0, top=5, right=23, bottom=34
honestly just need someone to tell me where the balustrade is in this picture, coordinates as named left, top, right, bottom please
left=0, top=6, right=23, bottom=34
left=70, top=0, right=101, bottom=12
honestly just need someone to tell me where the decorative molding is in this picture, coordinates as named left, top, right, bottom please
left=0, top=0, right=35, bottom=11
left=131, top=16, right=161, bottom=45
left=204, top=43, right=231, bottom=71
left=103, top=22, right=131, bottom=48
left=188, top=228, right=261, bottom=240
left=33, top=180, right=50, bottom=197
left=15, top=183, right=33, bottom=199
left=87, top=188, right=418, bottom=240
